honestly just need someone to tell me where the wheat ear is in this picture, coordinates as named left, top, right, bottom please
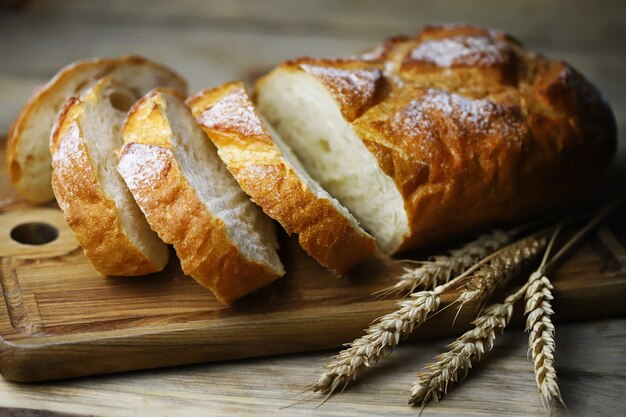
left=522, top=199, right=622, bottom=415
left=312, top=290, right=442, bottom=398
left=375, top=230, right=513, bottom=298
left=409, top=290, right=520, bottom=407
left=458, top=234, right=547, bottom=305
left=524, top=271, right=562, bottom=416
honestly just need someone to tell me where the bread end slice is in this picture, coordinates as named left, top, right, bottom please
left=187, top=82, right=377, bottom=275
left=118, top=88, right=284, bottom=304
left=50, top=77, right=169, bottom=276
left=8, top=55, right=187, bottom=204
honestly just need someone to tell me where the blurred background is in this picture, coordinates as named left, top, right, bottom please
left=0, top=0, right=624, bottom=150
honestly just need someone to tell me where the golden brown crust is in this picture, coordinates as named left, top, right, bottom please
left=257, top=23, right=617, bottom=252
left=118, top=89, right=283, bottom=303
left=187, top=82, right=377, bottom=275
left=7, top=55, right=188, bottom=204
left=50, top=83, right=167, bottom=276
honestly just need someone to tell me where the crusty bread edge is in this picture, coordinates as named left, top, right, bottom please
left=50, top=90, right=169, bottom=276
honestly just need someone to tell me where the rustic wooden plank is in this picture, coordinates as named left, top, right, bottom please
left=0, top=318, right=624, bottom=417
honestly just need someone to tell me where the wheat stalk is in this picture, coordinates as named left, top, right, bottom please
left=521, top=198, right=625, bottom=415
left=313, top=232, right=545, bottom=399
left=311, top=197, right=621, bottom=410
left=376, top=230, right=513, bottom=297
left=409, top=196, right=621, bottom=414
left=458, top=234, right=547, bottom=305
left=409, top=226, right=561, bottom=409
left=409, top=290, right=520, bottom=407
left=312, top=289, right=442, bottom=398
left=522, top=224, right=564, bottom=416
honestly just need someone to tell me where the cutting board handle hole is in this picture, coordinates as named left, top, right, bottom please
left=10, top=222, right=59, bottom=246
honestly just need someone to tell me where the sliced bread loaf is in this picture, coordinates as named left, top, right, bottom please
left=187, top=82, right=377, bottom=275
left=255, top=24, right=616, bottom=254
left=50, top=77, right=169, bottom=276
left=118, top=88, right=284, bottom=304
left=8, top=55, right=187, bottom=203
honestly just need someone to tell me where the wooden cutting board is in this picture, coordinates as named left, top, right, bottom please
left=1, top=144, right=625, bottom=383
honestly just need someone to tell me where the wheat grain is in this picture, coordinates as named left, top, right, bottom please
left=525, top=272, right=562, bottom=416
left=376, top=230, right=512, bottom=297
left=458, top=235, right=546, bottom=305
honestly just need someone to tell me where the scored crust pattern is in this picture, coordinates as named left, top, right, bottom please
left=260, top=24, right=617, bottom=252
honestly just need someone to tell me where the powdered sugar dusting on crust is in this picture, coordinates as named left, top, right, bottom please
left=407, top=35, right=510, bottom=68
left=118, top=144, right=170, bottom=193
left=391, top=89, right=513, bottom=151
left=53, top=122, right=81, bottom=169
left=300, top=64, right=382, bottom=119
left=52, top=122, right=89, bottom=203
left=198, top=87, right=267, bottom=137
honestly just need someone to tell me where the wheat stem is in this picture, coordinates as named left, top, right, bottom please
left=545, top=196, right=623, bottom=270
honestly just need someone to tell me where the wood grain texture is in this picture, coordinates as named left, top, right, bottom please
left=0, top=319, right=624, bottom=417
left=0, top=0, right=625, bottom=415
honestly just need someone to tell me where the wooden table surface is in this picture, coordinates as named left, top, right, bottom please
left=1, top=1, right=625, bottom=416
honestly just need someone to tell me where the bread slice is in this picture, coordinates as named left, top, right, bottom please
left=186, top=82, right=377, bottom=275
left=255, top=65, right=408, bottom=254
left=254, top=25, right=616, bottom=254
left=118, top=88, right=284, bottom=304
left=50, top=77, right=169, bottom=276
left=8, top=55, right=187, bottom=203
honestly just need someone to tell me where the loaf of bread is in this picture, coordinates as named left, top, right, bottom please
left=118, top=88, right=284, bottom=303
left=8, top=55, right=187, bottom=204
left=256, top=24, right=617, bottom=254
left=187, top=82, right=377, bottom=275
left=50, top=78, right=170, bottom=276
